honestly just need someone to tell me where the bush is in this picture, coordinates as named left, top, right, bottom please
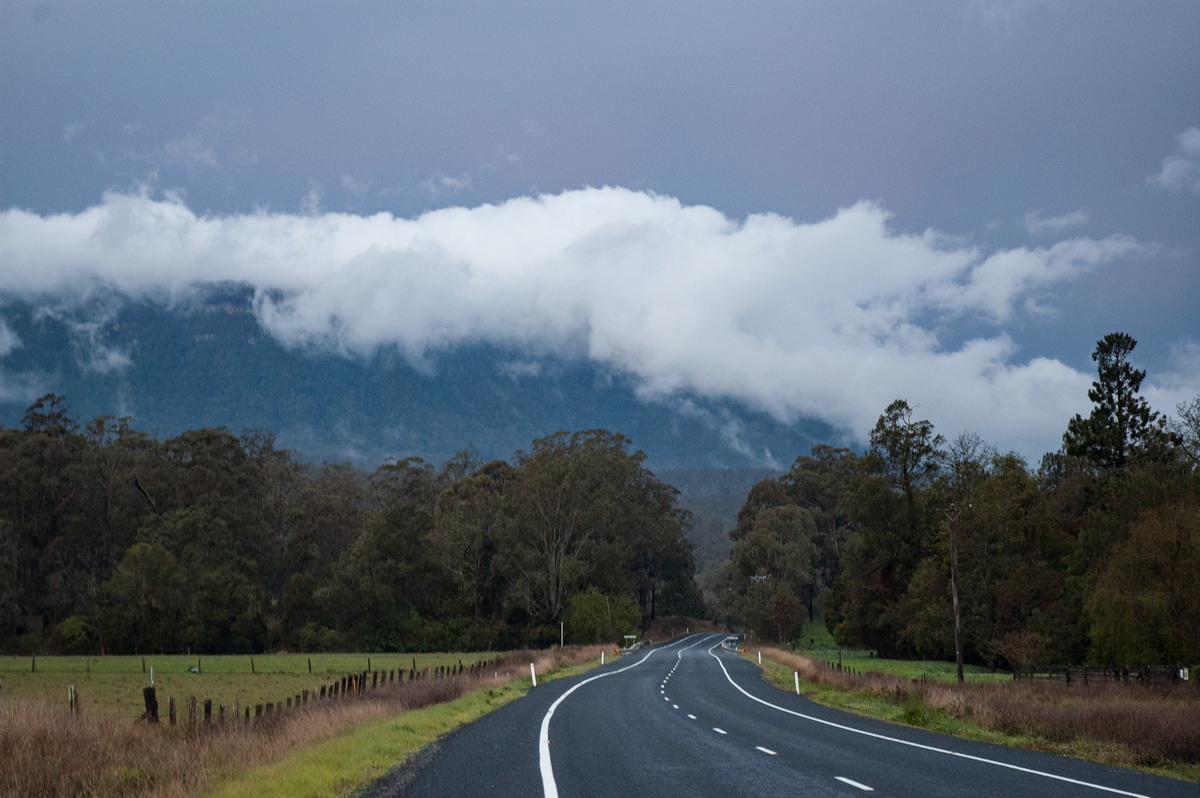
left=52, top=615, right=95, bottom=655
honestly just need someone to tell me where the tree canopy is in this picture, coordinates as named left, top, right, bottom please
left=0, top=400, right=699, bottom=655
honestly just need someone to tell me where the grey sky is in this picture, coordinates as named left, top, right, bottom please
left=1, top=0, right=1198, bottom=460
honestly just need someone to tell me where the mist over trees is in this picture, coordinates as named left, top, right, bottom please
left=0, top=407, right=700, bottom=655
left=711, top=333, right=1199, bottom=669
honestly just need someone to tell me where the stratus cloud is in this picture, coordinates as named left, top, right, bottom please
left=0, top=187, right=1165, bottom=457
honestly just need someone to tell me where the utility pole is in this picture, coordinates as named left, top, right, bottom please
left=944, top=505, right=965, bottom=684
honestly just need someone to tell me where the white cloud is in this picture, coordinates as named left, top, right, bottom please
left=1147, top=127, right=1200, bottom=193
left=340, top=174, right=371, bottom=198
left=0, top=318, right=21, bottom=357
left=1024, top=209, right=1088, bottom=236
left=421, top=174, right=473, bottom=200
left=163, top=133, right=218, bottom=170
left=0, top=186, right=1180, bottom=459
left=0, top=320, right=49, bottom=404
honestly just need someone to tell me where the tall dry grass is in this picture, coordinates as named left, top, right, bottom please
left=760, top=647, right=1200, bottom=767
left=0, top=646, right=601, bottom=798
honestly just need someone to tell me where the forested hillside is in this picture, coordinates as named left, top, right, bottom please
left=0, top=404, right=701, bottom=655
left=713, top=334, right=1200, bottom=669
left=6, top=332, right=1196, bottom=670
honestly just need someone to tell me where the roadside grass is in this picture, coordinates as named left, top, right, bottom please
left=750, top=647, right=1200, bottom=784
left=789, top=619, right=1008, bottom=682
left=0, top=653, right=498, bottom=718
left=0, top=647, right=602, bottom=798
left=206, top=656, right=600, bottom=798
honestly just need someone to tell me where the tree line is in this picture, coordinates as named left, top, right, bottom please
left=710, top=333, right=1200, bottom=668
left=0, top=405, right=701, bottom=655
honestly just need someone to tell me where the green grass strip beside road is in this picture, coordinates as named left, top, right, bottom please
left=205, top=660, right=598, bottom=798
left=751, top=651, right=1200, bottom=785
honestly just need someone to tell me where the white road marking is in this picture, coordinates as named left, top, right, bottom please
left=673, top=704, right=679, bottom=709
left=540, top=635, right=714, bottom=798
left=687, top=714, right=697, bottom=719
left=836, top=776, right=874, bottom=791
left=713, top=727, right=727, bottom=734
left=705, top=643, right=1152, bottom=798
left=756, top=746, right=777, bottom=755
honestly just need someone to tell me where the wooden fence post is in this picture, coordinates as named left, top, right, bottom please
left=142, top=686, right=159, bottom=724
left=169, top=695, right=176, bottom=725
left=204, top=699, right=212, bottom=725
left=68, top=683, right=79, bottom=715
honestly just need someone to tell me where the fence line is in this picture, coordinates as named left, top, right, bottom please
left=1012, top=664, right=1191, bottom=685
left=137, top=657, right=501, bottom=729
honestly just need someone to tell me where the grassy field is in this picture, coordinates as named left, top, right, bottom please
left=1, top=647, right=604, bottom=798
left=788, top=618, right=1010, bottom=682
left=0, top=652, right=501, bottom=719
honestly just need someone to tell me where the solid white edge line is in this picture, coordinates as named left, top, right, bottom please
left=836, top=776, right=875, bottom=791
left=706, top=644, right=1152, bottom=798
left=539, top=633, right=723, bottom=798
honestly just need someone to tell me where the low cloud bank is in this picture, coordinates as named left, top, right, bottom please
left=1, top=187, right=1190, bottom=459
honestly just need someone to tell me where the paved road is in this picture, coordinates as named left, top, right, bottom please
left=371, top=634, right=1198, bottom=797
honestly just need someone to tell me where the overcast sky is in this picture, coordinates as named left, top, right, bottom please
left=1, top=1, right=1198, bottom=461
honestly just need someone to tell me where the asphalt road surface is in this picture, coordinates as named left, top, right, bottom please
left=367, top=633, right=1198, bottom=797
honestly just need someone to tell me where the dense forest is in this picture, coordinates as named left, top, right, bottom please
left=709, top=333, right=1200, bottom=669
left=0, top=407, right=702, bottom=655
left=4, top=332, right=1197, bottom=669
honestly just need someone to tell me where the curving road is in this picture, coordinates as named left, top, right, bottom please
left=372, top=634, right=1198, bottom=797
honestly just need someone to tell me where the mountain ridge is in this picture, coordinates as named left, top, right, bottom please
left=0, top=286, right=844, bottom=471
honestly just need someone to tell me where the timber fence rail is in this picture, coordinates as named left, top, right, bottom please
left=137, top=656, right=503, bottom=731
left=1012, top=664, right=1193, bottom=685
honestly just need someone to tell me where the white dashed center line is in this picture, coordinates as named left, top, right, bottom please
left=713, top=728, right=727, bottom=735
left=755, top=746, right=777, bottom=756
left=836, top=776, right=874, bottom=791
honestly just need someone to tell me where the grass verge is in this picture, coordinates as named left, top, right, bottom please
left=751, top=647, right=1200, bottom=784
left=0, top=647, right=602, bottom=798
left=204, top=657, right=600, bottom=798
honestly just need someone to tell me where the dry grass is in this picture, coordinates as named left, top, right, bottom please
left=759, top=647, right=1200, bottom=769
left=0, top=646, right=601, bottom=798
